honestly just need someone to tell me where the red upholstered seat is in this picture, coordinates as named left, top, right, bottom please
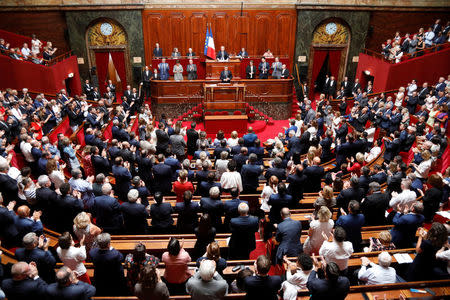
left=214, top=111, right=222, bottom=115
left=205, top=111, right=213, bottom=115
left=221, top=111, right=229, bottom=115
left=233, top=111, right=242, bottom=115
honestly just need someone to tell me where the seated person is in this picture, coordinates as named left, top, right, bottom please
left=357, top=252, right=397, bottom=285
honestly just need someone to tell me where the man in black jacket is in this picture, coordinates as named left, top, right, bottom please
left=141, top=65, right=151, bottom=100
left=0, top=159, right=19, bottom=205
left=2, top=261, right=48, bottom=300
left=121, top=189, right=149, bottom=234
left=361, top=182, right=390, bottom=225
left=229, top=203, right=259, bottom=259
left=186, top=122, right=199, bottom=156
left=336, top=176, right=365, bottom=213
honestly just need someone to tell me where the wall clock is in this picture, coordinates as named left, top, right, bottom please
left=100, top=23, right=113, bottom=36
left=325, top=22, right=337, bottom=35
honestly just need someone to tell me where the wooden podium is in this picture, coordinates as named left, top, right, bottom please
left=204, top=83, right=246, bottom=110
left=205, top=59, right=241, bottom=79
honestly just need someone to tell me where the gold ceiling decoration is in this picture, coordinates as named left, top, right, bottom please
left=312, top=21, right=349, bottom=45
left=88, top=21, right=127, bottom=46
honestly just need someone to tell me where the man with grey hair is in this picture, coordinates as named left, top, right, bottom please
left=15, top=232, right=56, bottom=283
left=391, top=201, right=425, bottom=248
left=360, top=182, right=390, bottom=225
left=275, top=208, right=302, bottom=265
left=89, top=233, right=126, bottom=296
left=186, top=259, right=228, bottom=299
left=93, top=183, right=123, bottom=234
left=200, top=186, right=224, bottom=228
left=358, top=252, right=396, bottom=285
left=120, top=189, right=149, bottom=234
left=46, top=266, right=96, bottom=299
left=241, top=153, right=264, bottom=194
left=229, top=202, right=259, bottom=259
left=1, top=261, right=47, bottom=299
left=389, top=178, right=417, bottom=211
left=68, top=168, right=95, bottom=209
left=41, top=136, right=60, bottom=158
left=35, top=175, right=58, bottom=224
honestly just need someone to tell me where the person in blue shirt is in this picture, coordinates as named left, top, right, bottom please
left=336, top=200, right=365, bottom=252
left=243, top=127, right=258, bottom=147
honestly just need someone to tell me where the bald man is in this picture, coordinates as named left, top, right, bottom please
left=275, top=208, right=302, bottom=264
left=2, top=261, right=47, bottom=299
left=229, top=203, right=259, bottom=259
left=46, top=266, right=96, bottom=299
left=15, top=205, right=43, bottom=241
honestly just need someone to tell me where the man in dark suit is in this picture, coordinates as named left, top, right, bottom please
left=336, top=200, right=365, bottom=251
left=149, top=192, right=173, bottom=233
left=341, top=76, right=351, bottom=97
left=237, top=47, right=248, bottom=58
left=268, top=183, right=293, bottom=224
left=336, top=176, right=365, bottom=213
left=216, top=46, right=229, bottom=61
left=186, top=59, right=198, bottom=80
left=306, top=261, right=350, bottom=299
left=175, top=190, right=200, bottom=233
left=34, top=175, right=58, bottom=224
left=287, top=165, right=307, bottom=206
left=405, top=91, right=419, bottom=114
left=0, top=198, right=19, bottom=247
left=322, top=74, right=330, bottom=98
left=111, top=157, right=132, bottom=201
left=0, top=160, right=19, bottom=205
left=370, top=164, right=387, bottom=185
left=155, top=122, right=170, bottom=154
left=186, top=122, right=199, bottom=156
left=361, top=182, right=390, bottom=225
left=244, top=255, right=282, bottom=299
left=83, top=79, right=94, bottom=99
left=120, top=189, right=149, bottom=234
left=304, top=157, right=325, bottom=193
left=91, top=146, right=110, bottom=176
left=223, top=188, right=248, bottom=226
left=275, top=208, right=302, bottom=265
left=240, top=154, right=263, bottom=194
left=93, top=183, right=123, bottom=234
left=391, top=202, right=425, bottom=248
left=383, top=132, right=401, bottom=163
left=417, top=82, right=429, bottom=105
left=153, top=42, right=163, bottom=57
left=243, top=127, right=258, bottom=147
left=186, top=48, right=196, bottom=57
left=246, top=60, right=256, bottom=79
left=280, top=64, right=290, bottom=79
left=286, top=130, right=301, bottom=158
left=229, top=202, right=259, bottom=259
left=352, top=78, right=361, bottom=95
left=220, top=66, right=232, bottom=82
left=2, top=261, right=48, bottom=300
left=90, top=233, right=127, bottom=296
left=152, top=154, right=173, bottom=195
left=141, top=65, right=151, bottom=100
left=265, top=157, right=286, bottom=182
left=15, top=232, right=56, bottom=283
left=258, top=57, right=270, bottom=79
left=158, top=58, right=169, bottom=80
left=328, top=76, right=337, bottom=100
left=54, top=183, right=83, bottom=234
left=200, top=186, right=224, bottom=229
left=46, top=266, right=96, bottom=299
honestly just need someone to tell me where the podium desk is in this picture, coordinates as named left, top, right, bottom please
left=204, top=83, right=245, bottom=110
left=205, top=115, right=248, bottom=134
left=205, top=59, right=241, bottom=79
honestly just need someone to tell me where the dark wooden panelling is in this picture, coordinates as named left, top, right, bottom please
left=366, top=12, right=449, bottom=51
left=0, top=11, right=70, bottom=53
left=142, top=9, right=297, bottom=65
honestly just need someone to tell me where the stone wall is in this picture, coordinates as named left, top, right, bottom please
left=295, top=10, right=370, bottom=81
left=65, top=10, right=145, bottom=87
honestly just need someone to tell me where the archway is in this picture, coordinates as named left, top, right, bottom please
left=86, top=18, right=130, bottom=97
left=307, top=19, right=351, bottom=100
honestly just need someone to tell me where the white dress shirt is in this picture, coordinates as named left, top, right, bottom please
left=389, top=189, right=417, bottom=209
left=57, top=245, right=87, bottom=276
left=319, top=240, right=354, bottom=271
left=436, top=249, right=450, bottom=274
left=220, top=171, right=243, bottom=192
left=282, top=269, right=312, bottom=300
left=358, top=263, right=396, bottom=285
left=20, top=141, right=34, bottom=162
left=414, top=159, right=432, bottom=179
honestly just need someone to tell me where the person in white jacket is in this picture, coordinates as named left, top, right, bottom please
left=56, top=231, right=90, bottom=283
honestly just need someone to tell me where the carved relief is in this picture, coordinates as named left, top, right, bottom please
left=88, top=19, right=127, bottom=46
left=312, top=21, right=349, bottom=45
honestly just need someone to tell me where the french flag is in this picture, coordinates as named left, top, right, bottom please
left=204, top=26, right=216, bottom=60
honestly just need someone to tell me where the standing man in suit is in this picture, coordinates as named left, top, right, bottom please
left=328, top=76, right=337, bottom=100
left=244, top=255, right=282, bottom=299
left=246, top=60, right=256, bottom=79
left=186, top=48, right=196, bottom=57
left=83, top=79, right=94, bottom=99
left=153, top=42, right=163, bottom=57
left=0, top=160, right=19, bottom=205
left=107, top=79, right=116, bottom=96
left=186, top=59, right=197, bottom=80
left=93, top=183, right=123, bottom=234
left=152, top=154, right=173, bottom=195
left=241, top=154, right=264, bottom=194
left=341, top=76, right=351, bottom=97
left=258, top=57, right=270, bottom=79
left=271, top=57, right=282, bottom=79
left=151, top=68, right=159, bottom=80
left=275, top=208, right=302, bottom=264
left=46, top=266, right=96, bottom=299
left=280, top=64, right=290, bottom=79
left=229, top=203, right=259, bottom=259
left=391, top=202, right=425, bottom=248
left=91, top=87, right=100, bottom=101
left=304, top=157, right=325, bottom=193
left=112, top=157, right=132, bottom=201
left=120, top=189, right=149, bottom=234
left=217, top=46, right=229, bottom=61
left=352, top=78, right=361, bottom=96
left=158, top=58, right=169, bottom=80
left=220, top=66, right=232, bottom=83
left=417, top=82, right=429, bottom=105
left=90, top=233, right=127, bottom=296
left=150, top=192, right=174, bottom=233
left=141, top=66, right=151, bottom=100
left=323, top=74, right=330, bottom=98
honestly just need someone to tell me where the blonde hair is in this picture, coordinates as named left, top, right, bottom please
left=421, top=150, right=431, bottom=161
left=378, top=231, right=392, bottom=245
left=322, top=186, right=333, bottom=200
left=73, top=212, right=91, bottom=229
left=318, top=206, right=332, bottom=222
left=356, top=152, right=364, bottom=163
left=269, top=175, right=279, bottom=188
left=179, top=169, right=188, bottom=181
left=230, top=131, right=238, bottom=139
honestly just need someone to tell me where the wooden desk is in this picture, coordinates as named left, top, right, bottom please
left=205, top=59, right=241, bottom=79
left=204, top=114, right=248, bottom=134
left=204, top=83, right=245, bottom=110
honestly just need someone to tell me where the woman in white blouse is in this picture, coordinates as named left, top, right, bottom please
left=220, top=160, right=243, bottom=192
left=303, top=206, right=334, bottom=255
left=319, top=226, right=354, bottom=272
left=56, top=231, right=90, bottom=283
left=260, top=175, right=278, bottom=212
left=394, top=87, right=405, bottom=107
left=47, top=158, right=65, bottom=189
left=412, top=150, right=433, bottom=180
left=215, top=151, right=230, bottom=180
left=227, top=131, right=239, bottom=147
